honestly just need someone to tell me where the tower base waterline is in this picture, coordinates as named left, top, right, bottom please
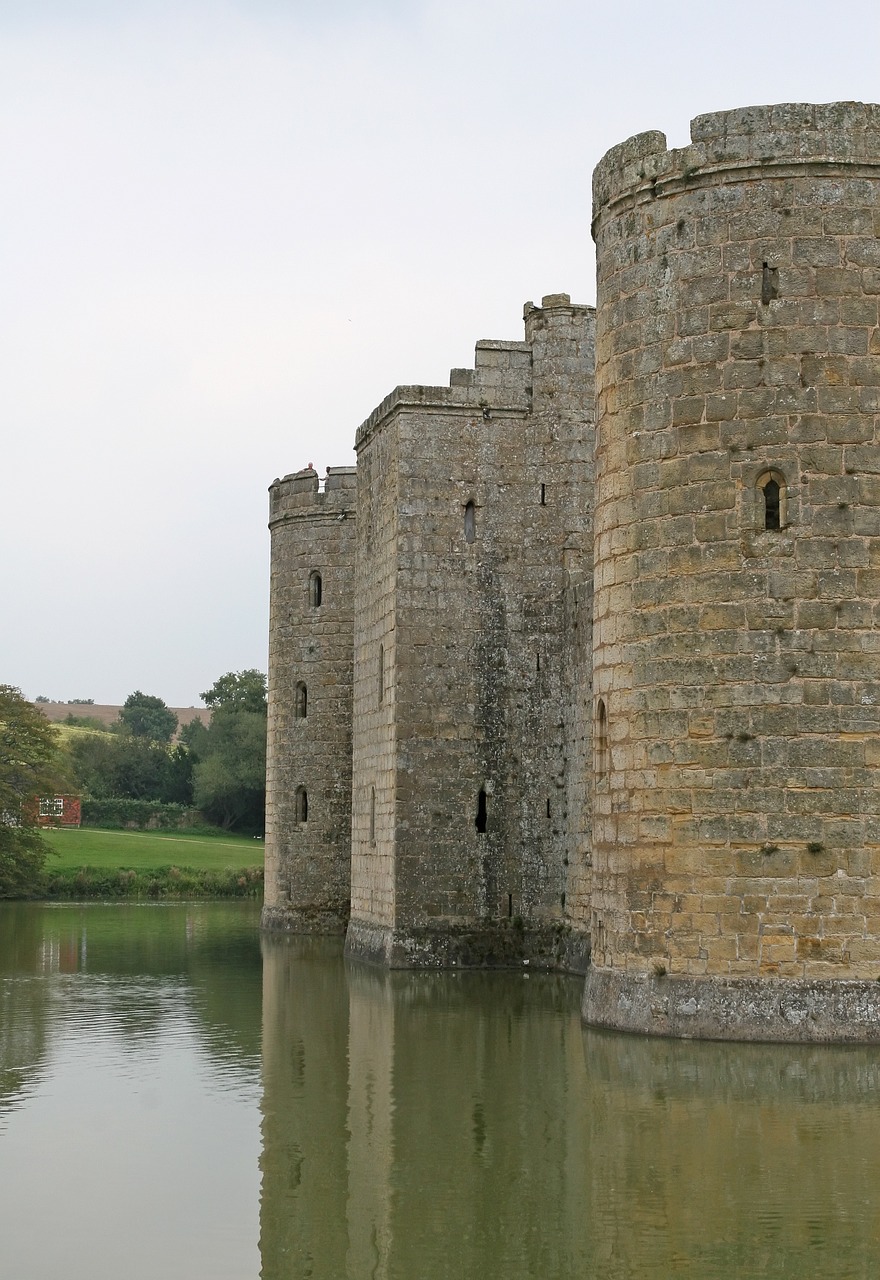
left=583, top=969, right=880, bottom=1043
left=344, top=918, right=591, bottom=973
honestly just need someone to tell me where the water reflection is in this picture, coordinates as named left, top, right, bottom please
left=260, top=938, right=594, bottom=1279
left=582, top=1030, right=880, bottom=1279
left=5, top=907, right=880, bottom=1279
left=260, top=937, right=880, bottom=1280
left=0, top=902, right=262, bottom=1280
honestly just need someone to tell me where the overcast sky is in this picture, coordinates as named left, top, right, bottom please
left=1, top=0, right=878, bottom=706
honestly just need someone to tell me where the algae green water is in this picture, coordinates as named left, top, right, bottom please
left=2, top=903, right=880, bottom=1279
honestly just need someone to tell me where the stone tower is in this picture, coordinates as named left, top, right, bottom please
left=263, top=465, right=357, bottom=932
left=585, top=103, right=880, bottom=1039
left=345, top=295, right=595, bottom=967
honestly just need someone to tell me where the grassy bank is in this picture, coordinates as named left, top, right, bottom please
left=38, top=827, right=264, bottom=900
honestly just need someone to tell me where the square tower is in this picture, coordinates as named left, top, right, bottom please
left=346, top=296, right=595, bottom=967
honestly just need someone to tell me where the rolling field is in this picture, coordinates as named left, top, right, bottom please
left=42, top=826, right=262, bottom=872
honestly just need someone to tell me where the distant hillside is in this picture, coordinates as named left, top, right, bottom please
left=35, top=703, right=211, bottom=733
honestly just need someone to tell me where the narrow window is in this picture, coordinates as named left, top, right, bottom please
left=764, top=479, right=780, bottom=530
left=546, top=797, right=551, bottom=819
left=309, top=571, right=322, bottom=607
left=295, top=786, right=308, bottom=823
left=475, top=788, right=488, bottom=834
left=536, top=652, right=541, bottom=673
left=761, top=261, right=779, bottom=305
left=378, top=644, right=384, bottom=704
left=540, top=483, right=546, bottom=505
left=464, top=500, right=476, bottom=545
left=507, top=892, right=513, bottom=918
left=369, top=786, right=376, bottom=844
left=294, top=682, right=307, bottom=719
left=757, top=470, right=786, bottom=531
left=561, top=892, right=566, bottom=911
left=596, top=699, right=609, bottom=777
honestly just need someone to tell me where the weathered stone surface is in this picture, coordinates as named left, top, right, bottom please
left=262, top=466, right=357, bottom=933
left=265, top=101, right=880, bottom=1042
left=584, top=969, right=880, bottom=1042
left=347, top=295, right=595, bottom=966
left=590, top=100, right=880, bottom=1039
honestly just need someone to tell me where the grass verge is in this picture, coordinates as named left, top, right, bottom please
left=37, top=826, right=264, bottom=900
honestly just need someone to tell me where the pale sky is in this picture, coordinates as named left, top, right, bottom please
left=2, top=0, right=878, bottom=706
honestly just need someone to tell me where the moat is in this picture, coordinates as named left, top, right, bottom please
left=2, top=901, right=880, bottom=1279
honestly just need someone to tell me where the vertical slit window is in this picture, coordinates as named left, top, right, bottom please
left=475, top=788, right=488, bottom=833
left=596, top=699, right=609, bottom=778
left=378, top=644, right=384, bottom=704
left=764, top=479, right=780, bottom=530
left=540, top=483, right=546, bottom=505
left=758, top=470, right=786, bottom=531
left=464, top=501, right=476, bottom=545
left=294, top=682, right=307, bottom=719
left=295, top=786, right=308, bottom=824
left=309, top=571, right=322, bottom=607
left=369, top=786, right=376, bottom=844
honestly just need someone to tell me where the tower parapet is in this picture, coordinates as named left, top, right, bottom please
left=263, top=464, right=358, bottom=933
left=593, top=101, right=880, bottom=216
left=585, top=102, right=880, bottom=1040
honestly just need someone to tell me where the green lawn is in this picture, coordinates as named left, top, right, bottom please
left=42, top=826, right=263, bottom=872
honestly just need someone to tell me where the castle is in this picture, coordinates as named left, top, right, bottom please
left=264, top=102, right=880, bottom=1042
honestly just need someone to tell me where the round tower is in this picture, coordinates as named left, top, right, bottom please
left=263, top=465, right=357, bottom=933
left=585, top=103, right=880, bottom=1039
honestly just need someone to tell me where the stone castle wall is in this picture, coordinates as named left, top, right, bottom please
left=345, top=296, right=595, bottom=967
left=263, top=465, right=356, bottom=931
left=585, top=102, right=880, bottom=1038
left=265, top=100, right=880, bottom=1041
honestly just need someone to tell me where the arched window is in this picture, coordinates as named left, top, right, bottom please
left=475, top=787, right=488, bottom=834
left=295, top=786, right=308, bottom=823
left=369, top=786, right=376, bottom=844
left=378, top=644, right=384, bottom=705
left=595, top=699, right=609, bottom=778
left=309, top=571, right=322, bottom=607
left=294, top=682, right=307, bottom=719
left=464, top=501, right=476, bottom=545
left=757, top=470, right=786, bottom=531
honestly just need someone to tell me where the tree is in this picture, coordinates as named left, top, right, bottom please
left=201, top=669, right=267, bottom=715
left=0, top=687, right=61, bottom=896
left=118, top=691, right=178, bottom=742
left=188, top=671, right=267, bottom=831
left=192, top=708, right=267, bottom=831
left=67, top=731, right=193, bottom=805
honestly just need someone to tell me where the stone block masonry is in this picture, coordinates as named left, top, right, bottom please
left=346, top=296, right=594, bottom=969
left=263, top=297, right=595, bottom=971
left=585, top=101, right=880, bottom=1040
left=266, top=101, right=880, bottom=1041
left=263, top=465, right=357, bottom=932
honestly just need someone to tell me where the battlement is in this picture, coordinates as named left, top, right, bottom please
left=355, top=295, right=592, bottom=452
left=593, top=101, right=880, bottom=223
left=269, top=465, right=357, bottom=525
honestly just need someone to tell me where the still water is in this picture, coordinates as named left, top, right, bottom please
left=2, top=903, right=880, bottom=1279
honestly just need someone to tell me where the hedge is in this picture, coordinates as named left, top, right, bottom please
left=81, top=799, right=204, bottom=830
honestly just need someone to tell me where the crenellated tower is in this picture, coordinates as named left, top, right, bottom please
left=585, top=102, right=880, bottom=1039
left=345, top=294, right=595, bottom=967
left=263, top=465, right=357, bottom=932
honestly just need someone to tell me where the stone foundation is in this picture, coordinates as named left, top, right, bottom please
left=345, top=918, right=590, bottom=972
left=261, top=902, right=350, bottom=935
left=583, top=968, right=880, bottom=1043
